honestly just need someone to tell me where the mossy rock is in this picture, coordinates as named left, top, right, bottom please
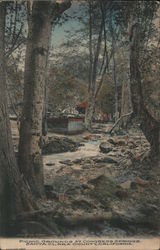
left=89, top=175, right=118, bottom=205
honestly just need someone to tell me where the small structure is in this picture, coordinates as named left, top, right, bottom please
left=47, top=116, right=85, bottom=134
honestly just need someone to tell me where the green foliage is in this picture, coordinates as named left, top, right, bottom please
left=48, top=66, right=87, bottom=113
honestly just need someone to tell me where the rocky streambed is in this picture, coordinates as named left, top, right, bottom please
left=11, top=122, right=159, bottom=237
left=41, top=123, right=160, bottom=237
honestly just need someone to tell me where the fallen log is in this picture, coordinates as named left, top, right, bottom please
left=109, top=111, right=133, bottom=134
left=55, top=212, right=113, bottom=228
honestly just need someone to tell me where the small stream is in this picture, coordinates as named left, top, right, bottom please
left=43, top=123, right=112, bottom=176
left=43, top=140, right=100, bottom=170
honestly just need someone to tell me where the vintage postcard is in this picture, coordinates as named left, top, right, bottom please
left=0, top=0, right=159, bottom=249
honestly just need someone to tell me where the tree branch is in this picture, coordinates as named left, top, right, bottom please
left=109, top=111, right=133, bottom=134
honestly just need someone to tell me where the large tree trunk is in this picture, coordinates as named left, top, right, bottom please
left=130, top=22, right=160, bottom=156
left=18, top=1, right=71, bottom=197
left=110, top=14, right=119, bottom=123
left=0, top=3, right=33, bottom=236
left=85, top=0, right=95, bottom=131
left=85, top=1, right=104, bottom=131
left=18, top=2, right=53, bottom=197
left=140, top=108, right=160, bottom=156
left=129, top=24, right=143, bottom=118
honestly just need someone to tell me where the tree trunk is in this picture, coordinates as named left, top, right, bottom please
left=129, top=24, right=143, bottom=118
left=129, top=22, right=160, bottom=156
left=18, top=1, right=71, bottom=197
left=85, top=1, right=105, bottom=130
left=110, top=13, right=119, bottom=123
left=140, top=108, right=160, bottom=156
left=85, top=93, right=95, bottom=131
left=120, top=80, right=132, bottom=128
left=18, top=2, right=53, bottom=197
left=0, top=3, right=33, bottom=236
left=112, top=51, right=119, bottom=123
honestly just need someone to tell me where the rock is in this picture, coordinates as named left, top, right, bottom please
left=81, top=183, right=90, bottom=190
left=108, top=138, right=116, bottom=145
left=127, top=151, right=142, bottom=162
left=89, top=175, right=118, bottom=205
left=140, top=151, right=150, bottom=162
left=71, top=165, right=82, bottom=173
left=120, top=180, right=132, bottom=190
left=46, top=162, right=55, bottom=166
left=95, top=163, right=106, bottom=168
left=83, top=134, right=92, bottom=140
left=141, top=204, right=159, bottom=213
left=81, top=183, right=94, bottom=190
left=121, top=148, right=126, bottom=153
left=42, top=137, right=80, bottom=154
left=134, top=177, right=150, bottom=187
left=94, top=157, right=117, bottom=164
left=59, top=160, right=72, bottom=165
left=112, top=148, right=118, bottom=152
left=73, top=159, right=83, bottom=164
left=116, top=139, right=126, bottom=146
left=72, top=198, right=96, bottom=210
left=116, top=130, right=127, bottom=136
left=125, top=159, right=132, bottom=167
left=128, top=142, right=136, bottom=149
left=110, top=209, right=146, bottom=232
left=103, top=157, right=117, bottom=164
left=108, top=137, right=126, bottom=146
left=115, top=188, right=128, bottom=199
left=99, top=142, right=113, bottom=154
left=111, top=202, right=160, bottom=233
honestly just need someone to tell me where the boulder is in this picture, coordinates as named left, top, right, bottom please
left=94, top=157, right=117, bottom=164
left=89, top=175, right=118, bottom=205
left=42, top=137, right=80, bottom=154
left=99, top=142, right=113, bottom=153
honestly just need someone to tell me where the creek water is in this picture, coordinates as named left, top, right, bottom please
left=43, top=140, right=100, bottom=170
